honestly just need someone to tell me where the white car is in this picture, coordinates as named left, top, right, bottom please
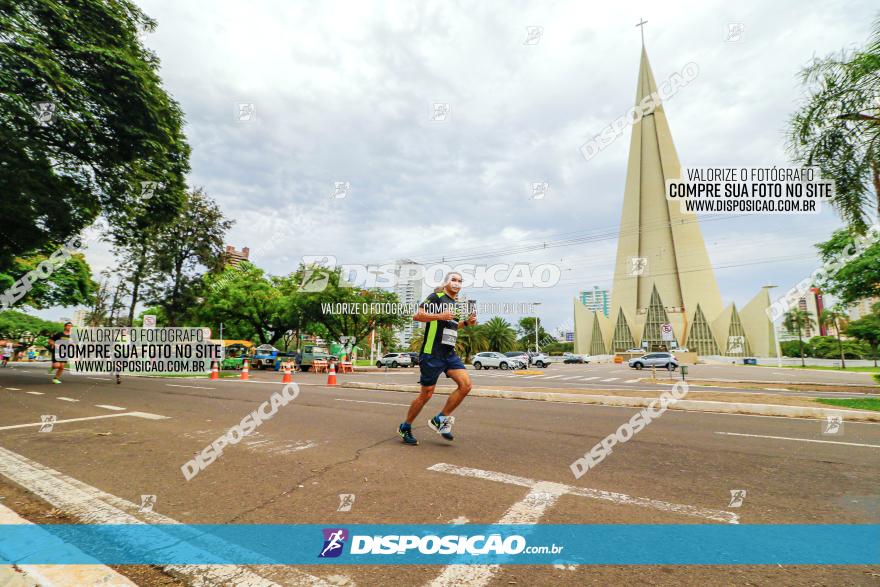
left=376, top=353, right=411, bottom=368
left=528, top=352, right=551, bottom=368
left=472, top=352, right=526, bottom=370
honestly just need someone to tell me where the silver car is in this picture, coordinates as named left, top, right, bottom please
left=628, top=352, right=679, bottom=370
left=472, top=352, right=525, bottom=370
left=376, top=353, right=411, bottom=368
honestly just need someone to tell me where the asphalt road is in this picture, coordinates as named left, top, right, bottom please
left=0, top=365, right=878, bottom=586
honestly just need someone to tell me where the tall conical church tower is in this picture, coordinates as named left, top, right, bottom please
left=573, top=41, right=777, bottom=358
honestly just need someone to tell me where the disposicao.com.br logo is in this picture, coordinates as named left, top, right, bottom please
left=318, top=528, right=562, bottom=557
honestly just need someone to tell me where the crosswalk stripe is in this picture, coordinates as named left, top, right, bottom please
left=600, top=378, right=618, bottom=382
left=581, top=376, right=599, bottom=380
left=57, top=397, right=79, bottom=402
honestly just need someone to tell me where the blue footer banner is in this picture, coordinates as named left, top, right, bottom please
left=0, top=524, right=877, bottom=565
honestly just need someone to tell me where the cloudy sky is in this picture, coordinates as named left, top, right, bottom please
left=61, top=0, right=876, bottom=333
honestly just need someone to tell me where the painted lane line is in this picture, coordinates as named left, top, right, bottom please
left=427, top=479, right=568, bottom=587
left=0, top=446, right=337, bottom=587
left=26, top=391, right=44, bottom=395
left=600, top=378, right=619, bottom=382
left=715, top=431, right=880, bottom=448
left=543, top=375, right=565, bottom=380
left=581, top=376, right=600, bottom=381
left=427, top=463, right=738, bottom=525
left=57, top=397, right=79, bottom=402
left=562, top=376, right=582, bottom=380
left=94, top=404, right=126, bottom=411
left=5, top=387, right=21, bottom=391
left=334, top=398, right=409, bottom=407
left=0, top=412, right=168, bottom=431
left=166, top=384, right=215, bottom=390
left=0, top=502, right=138, bottom=586
left=625, top=379, right=641, bottom=383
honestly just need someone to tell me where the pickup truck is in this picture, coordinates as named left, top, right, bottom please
left=250, top=344, right=280, bottom=370
left=299, top=345, right=337, bottom=372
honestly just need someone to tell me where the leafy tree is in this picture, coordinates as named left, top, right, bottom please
left=517, top=316, right=550, bottom=351
left=482, top=317, right=517, bottom=352
left=0, top=311, right=62, bottom=350
left=787, top=16, right=879, bottom=232
left=0, top=250, right=95, bottom=311
left=816, top=229, right=880, bottom=304
left=846, top=312, right=880, bottom=367
left=456, top=324, right=488, bottom=360
left=147, top=188, right=233, bottom=325
left=819, top=306, right=849, bottom=367
left=0, top=0, right=191, bottom=270
left=783, top=309, right=816, bottom=367
left=781, top=339, right=813, bottom=358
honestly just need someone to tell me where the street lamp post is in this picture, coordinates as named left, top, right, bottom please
left=533, top=302, right=542, bottom=352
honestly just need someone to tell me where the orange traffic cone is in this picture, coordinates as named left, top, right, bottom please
left=326, top=362, right=337, bottom=386
left=210, top=361, right=219, bottom=380
left=240, top=360, right=249, bottom=381
left=282, top=362, right=292, bottom=383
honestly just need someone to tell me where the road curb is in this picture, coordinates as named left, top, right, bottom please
left=341, top=382, right=880, bottom=422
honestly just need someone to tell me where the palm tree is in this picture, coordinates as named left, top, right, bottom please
left=456, top=326, right=488, bottom=362
left=783, top=309, right=816, bottom=367
left=787, top=17, right=880, bottom=233
left=482, top=317, right=517, bottom=352
left=408, top=332, right=423, bottom=352
left=819, top=306, right=849, bottom=369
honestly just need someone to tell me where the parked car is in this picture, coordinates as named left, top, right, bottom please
left=405, top=352, right=420, bottom=366
left=504, top=351, right=530, bottom=365
left=376, top=353, right=411, bottom=368
left=563, top=354, right=587, bottom=364
left=250, top=344, right=280, bottom=370
left=528, top=352, right=551, bottom=368
left=627, top=352, right=678, bottom=370
left=472, top=352, right=526, bottom=370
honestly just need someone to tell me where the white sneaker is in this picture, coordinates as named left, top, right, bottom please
left=428, top=415, right=455, bottom=440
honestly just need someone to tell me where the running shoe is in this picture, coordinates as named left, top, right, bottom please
left=51, top=378, right=61, bottom=384
left=428, top=415, right=455, bottom=441
left=398, top=423, right=418, bottom=445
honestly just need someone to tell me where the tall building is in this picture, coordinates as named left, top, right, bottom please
left=222, top=245, right=250, bottom=267
left=579, top=286, right=610, bottom=317
left=574, top=42, right=776, bottom=357
left=848, top=296, right=879, bottom=321
left=72, top=308, right=88, bottom=327
left=393, top=259, right=424, bottom=348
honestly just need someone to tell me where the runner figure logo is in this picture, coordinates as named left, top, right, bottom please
left=39, top=415, right=57, bottom=433
left=728, top=489, right=747, bottom=508
left=337, top=494, right=355, bottom=512
left=319, top=528, right=348, bottom=558
left=139, top=494, right=157, bottom=513
left=823, top=415, right=843, bottom=435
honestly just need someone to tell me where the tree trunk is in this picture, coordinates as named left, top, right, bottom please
left=127, top=250, right=147, bottom=326
left=835, top=321, right=846, bottom=369
left=797, top=323, right=805, bottom=368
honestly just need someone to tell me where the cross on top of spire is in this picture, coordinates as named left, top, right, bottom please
left=636, top=18, right=648, bottom=45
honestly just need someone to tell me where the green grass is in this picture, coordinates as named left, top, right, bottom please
left=815, top=398, right=880, bottom=412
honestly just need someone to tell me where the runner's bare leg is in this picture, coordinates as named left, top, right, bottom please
left=438, top=369, right=472, bottom=415
left=405, top=385, right=435, bottom=424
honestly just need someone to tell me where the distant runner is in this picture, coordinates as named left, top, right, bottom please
left=47, top=322, right=73, bottom=384
left=2, top=343, right=12, bottom=367
left=398, top=272, right=476, bottom=445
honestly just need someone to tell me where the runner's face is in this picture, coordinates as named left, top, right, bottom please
left=63, top=324, right=72, bottom=335
left=445, top=274, right=462, bottom=295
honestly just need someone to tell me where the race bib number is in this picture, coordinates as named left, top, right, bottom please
left=441, top=326, right=458, bottom=346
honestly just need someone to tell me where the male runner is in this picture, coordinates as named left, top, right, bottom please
left=2, top=343, right=13, bottom=367
left=398, top=272, right=476, bottom=445
left=47, top=322, right=73, bottom=384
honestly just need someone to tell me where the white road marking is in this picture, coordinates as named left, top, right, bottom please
left=524, top=375, right=545, bottom=379
left=166, top=384, right=214, bottom=390
left=0, top=445, right=335, bottom=586
left=427, top=463, right=738, bottom=524
left=600, top=378, right=619, bottom=382
left=427, top=478, right=568, bottom=587
left=0, top=412, right=168, bottom=431
left=625, top=379, right=641, bottom=383
left=5, top=387, right=21, bottom=391
left=57, top=396, right=79, bottom=402
left=562, top=376, right=582, bottom=380
left=94, top=404, right=126, bottom=411
left=543, top=375, right=565, bottom=380
left=426, top=463, right=735, bottom=586
left=335, top=398, right=409, bottom=407
left=26, top=391, right=44, bottom=395
left=715, top=431, right=880, bottom=448
left=581, top=376, right=600, bottom=381
left=0, top=502, right=138, bottom=586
